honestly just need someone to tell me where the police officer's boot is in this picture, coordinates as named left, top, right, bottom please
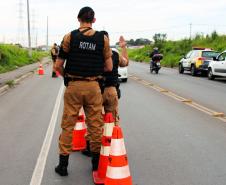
left=91, top=152, right=100, bottom=171
left=81, top=140, right=91, bottom=157
left=52, top=71, right=56, bottom=78
left=55, top=154, right=69, bottom=176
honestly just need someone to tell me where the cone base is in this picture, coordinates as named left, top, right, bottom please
left=92, top=171, right=105, bottom=185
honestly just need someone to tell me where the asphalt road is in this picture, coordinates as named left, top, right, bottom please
left=129, top=62, right=226, bottom=114
left=1, top=62, right=226, bottom=185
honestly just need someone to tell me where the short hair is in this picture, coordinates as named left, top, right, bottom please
left=77, top=7, right=95, bottom=23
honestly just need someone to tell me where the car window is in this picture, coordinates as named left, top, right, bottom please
left=218, top=52, right=226, bottom=61
left=185, top=51, right=192, bottom=59
left=202, top=51, right=219, bottom=59
left=190, top=51, right=199, bottom=58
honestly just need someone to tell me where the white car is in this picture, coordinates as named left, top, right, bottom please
left=118, top=66, right=128, bottom=82
left=208, top=50, right=226, bottom=80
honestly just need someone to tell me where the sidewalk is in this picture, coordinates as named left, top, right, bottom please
left=0, top=57, right=51, bottom=87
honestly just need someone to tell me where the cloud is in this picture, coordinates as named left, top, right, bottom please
left=1, top=0, right=226, bottom=45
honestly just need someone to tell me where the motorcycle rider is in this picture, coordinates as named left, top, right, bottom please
left=150, top=47, right=159, bottom=68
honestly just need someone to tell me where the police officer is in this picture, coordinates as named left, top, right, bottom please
left=50, top=43, right=59, bottom=77
left=82, top=34, right=129, bottom=157
left=102, top=35, right=129, bottom=122
left=55, top=7, right=112, bottom=176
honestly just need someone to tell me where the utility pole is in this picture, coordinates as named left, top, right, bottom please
left=18, top=0, right=24, bottom=45
left=46, top=16, right=49, bottom=51
left=26, top=0, right=32, bottom=56
left=189, top=23, right=192, bottom=40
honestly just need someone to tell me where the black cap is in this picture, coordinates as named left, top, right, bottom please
left=77, top=7, right=95, bottom=23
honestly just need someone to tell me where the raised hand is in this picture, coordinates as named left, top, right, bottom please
left=119, top=36, right=127, bottom=48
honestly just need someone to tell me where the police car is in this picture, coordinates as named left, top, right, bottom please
left=118, top=66, right=128, bottom=82
left=208, top=50, right=226, bottom=80
left=179, top=47, right=219, bottom=76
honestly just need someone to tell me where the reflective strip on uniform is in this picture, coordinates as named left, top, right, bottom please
left=110, top=139, right=126, bottom=156
left=75, top=122, right=86, bottom=130
left=100, top=146, right=111, bottom=156
left=103, top=122, right=114, bottom=137
left=106, top=165, right=131, bottom=179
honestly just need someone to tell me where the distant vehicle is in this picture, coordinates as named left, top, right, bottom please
left=150, top=54, right=163, bottom=74
left=208, top=50, right=226, bottom=80
left=179, top=47, right=219, bottom=76
left=118, top=66, right=128, bottom=82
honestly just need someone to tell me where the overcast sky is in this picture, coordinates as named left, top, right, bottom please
left=1, top=0, right=226, bottom=46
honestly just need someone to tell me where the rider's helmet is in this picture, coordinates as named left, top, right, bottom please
left=153, top=47, right=158, bottom=51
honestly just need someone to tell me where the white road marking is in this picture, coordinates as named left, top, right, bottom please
left=30, top=83, right=64, bottom=185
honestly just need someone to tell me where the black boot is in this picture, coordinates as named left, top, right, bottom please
left=81, top=140, right=91, bottom=157
left=52, top=72, right=56, bottom=78
left=91, top=153, right=100, bottom=171
left=55, top=154, right=69, bottom=176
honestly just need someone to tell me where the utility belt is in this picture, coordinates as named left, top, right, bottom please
left=64, top=75, right=105, bottom=95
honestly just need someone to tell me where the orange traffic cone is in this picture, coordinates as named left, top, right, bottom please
left=72, top=114, right=87, bottom=151
left=105, top=126, right=132, bottom=185
left=93, top=113, right=115, bottom=184
left=38, top=64, right=44, bottom=75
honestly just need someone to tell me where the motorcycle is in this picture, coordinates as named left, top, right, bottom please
left=150, top=54, right=163, bottom=74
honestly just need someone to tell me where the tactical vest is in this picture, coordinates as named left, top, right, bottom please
left=65, top=29, right=105, bottom=77
left=104, top=50, right=119, bottom=87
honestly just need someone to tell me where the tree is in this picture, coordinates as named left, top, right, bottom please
left=153, top=33, right=167, bottom=43
left=211, top=30, right=218, bottom=40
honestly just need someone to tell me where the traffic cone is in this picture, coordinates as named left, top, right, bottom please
left=72, top=114, right=87, bottom=151
left=105, top=126, right=132, bottom=185
left=93, top=113, right=115, bottom=184
left=38, top=64, right=44, bottom=75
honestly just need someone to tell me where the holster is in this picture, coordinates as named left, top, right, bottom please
left=98, top=78, right=105, bottom=94
left=64, top=76, right=70, bottom=87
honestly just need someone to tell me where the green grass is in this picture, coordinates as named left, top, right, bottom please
left=0, top=44, right=48, bottom=73
left=5, top=80, right=15, bottom=88
left=128, top=33, right=226, bottom=68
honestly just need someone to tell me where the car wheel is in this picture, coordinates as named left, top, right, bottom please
left=191, top=65, right=196, bottom=76
left=179, top=63, right=184, bottom=74
left=122, top=78, right=127, bottom=82
left=208, top=68, right=215, bottom=80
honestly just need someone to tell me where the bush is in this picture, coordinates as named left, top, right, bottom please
left=128, top=32, right=226, bottom=67
left=0, top=44, right=48, bottom=73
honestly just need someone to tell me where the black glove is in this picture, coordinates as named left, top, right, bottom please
left=116, top=87, right=121, bottom=99
left=116, top=82, right=121, bottom=99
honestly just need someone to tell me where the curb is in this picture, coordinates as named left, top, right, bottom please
left=0, top=61, right=51, bottom=96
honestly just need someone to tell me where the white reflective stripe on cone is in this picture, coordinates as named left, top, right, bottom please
left=75, top=122, right=86, bottom=130
left=106, top=165, right=130, bottom=179
left=110, top=139, right=126, bottom=156
left=100, top=146, right=111, bottom=156
left=103, top=122, right=114, bottom=137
